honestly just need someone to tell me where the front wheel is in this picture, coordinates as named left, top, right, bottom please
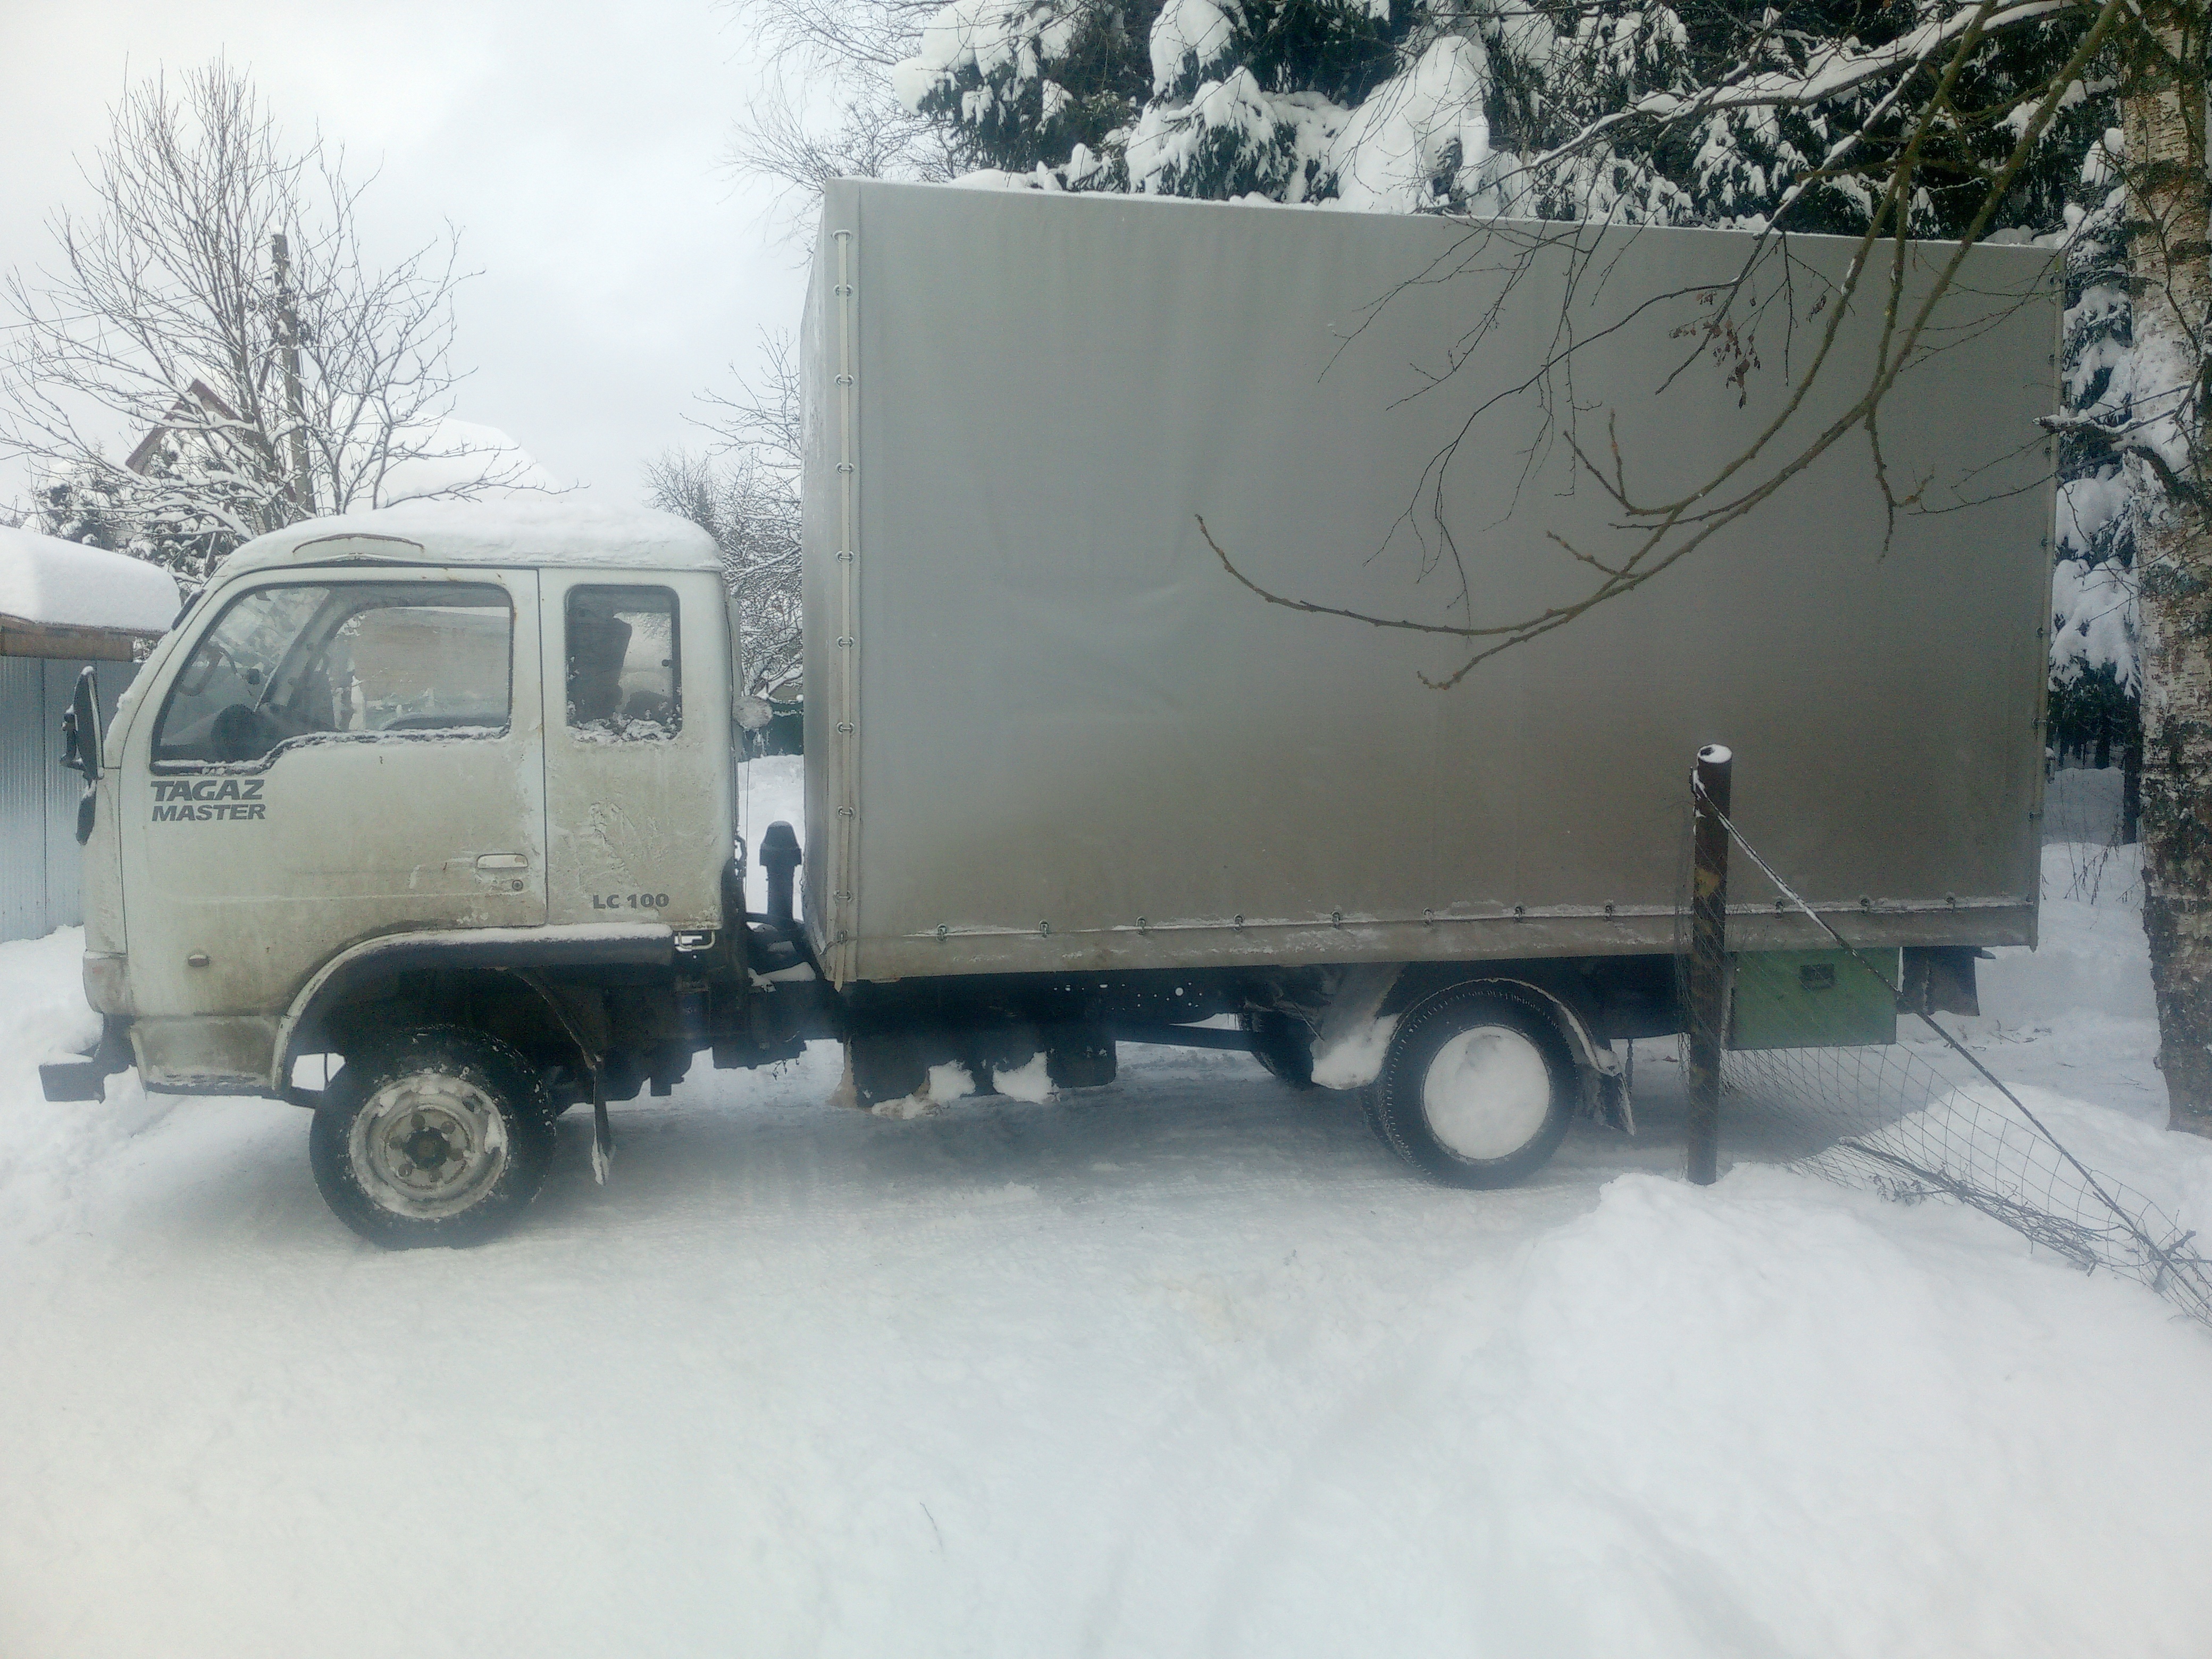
left=308, top=1027, right=554, bottom=1248
left=1365, top=985, right=1575, bottom=1188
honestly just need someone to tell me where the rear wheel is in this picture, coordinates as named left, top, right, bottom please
left=308, top=1026, right=554, bottom=1249
left=1366, top=985, right=1574, bottom=1188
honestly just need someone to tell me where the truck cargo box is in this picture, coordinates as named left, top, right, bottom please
left=800, top=180, right=2056, bottom=987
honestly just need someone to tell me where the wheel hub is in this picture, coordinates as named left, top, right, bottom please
left=401, top=1121, right=455, bottom=1170
left=1420, top=1024, right=1554, bottom=1161
left=349, top=1073, right=510, bottom=1220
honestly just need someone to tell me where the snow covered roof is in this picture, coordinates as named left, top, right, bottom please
left=0, top=525, right=181, bottom=636
left=222, top=499, right=723, bottom=578
left=368, top=419, right=562, bottom=506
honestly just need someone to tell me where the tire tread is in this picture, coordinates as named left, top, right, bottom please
left=308, top=1025, right=554, bottom=1249
left=1365, top=983, right=1575, bottom=1188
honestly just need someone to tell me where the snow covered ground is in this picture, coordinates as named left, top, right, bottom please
left=3, top=760, right=2210, bottom=1657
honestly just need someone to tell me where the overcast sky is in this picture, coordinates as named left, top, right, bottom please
left=0, top=0, right=815, bottom=510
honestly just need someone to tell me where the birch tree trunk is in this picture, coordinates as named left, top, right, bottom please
left=2124, top=16, right=2212, bottom=1134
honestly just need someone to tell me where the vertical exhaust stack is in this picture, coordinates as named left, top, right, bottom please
left=760, top=822, right=802, bottom=931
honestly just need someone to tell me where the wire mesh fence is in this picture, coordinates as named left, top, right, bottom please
left=1676, top=771, right=2212, bottom=1330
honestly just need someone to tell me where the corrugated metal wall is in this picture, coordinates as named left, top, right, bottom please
left=0, top=658, right=41, bottom=941
left=1, top=656, right=133, bottom=944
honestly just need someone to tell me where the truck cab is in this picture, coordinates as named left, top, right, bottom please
left=48, top=502, right=820, bottom=1244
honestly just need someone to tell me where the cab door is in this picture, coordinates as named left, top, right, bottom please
left=539, top=569, right=728, bottom=929
left=119, top=568, right=547, bottom=1046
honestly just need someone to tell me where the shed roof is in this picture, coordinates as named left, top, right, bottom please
left=222, top=499, right=721, bottom=578
left=0, top=526, right=180, bottom=635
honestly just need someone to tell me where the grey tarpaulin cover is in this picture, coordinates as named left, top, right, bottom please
left=801, top=180, right=2056, bottom=987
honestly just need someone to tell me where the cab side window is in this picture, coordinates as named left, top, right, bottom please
left=153, top=582, right=514, bottom=766
left=566, top=586, right=680, bottom=740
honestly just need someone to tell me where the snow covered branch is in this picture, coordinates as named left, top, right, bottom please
left=0, top=62, right=521, bottom=585
left=647, top=333, right=806, bottom=702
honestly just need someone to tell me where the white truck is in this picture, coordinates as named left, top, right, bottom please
left=41, top=182, right=2057, bottom=1246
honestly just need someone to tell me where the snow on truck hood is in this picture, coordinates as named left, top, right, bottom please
left=221, top=499, right=722, bottom=576
left=0, top=524, right=181, bottom=633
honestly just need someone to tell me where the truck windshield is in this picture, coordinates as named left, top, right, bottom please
left=154, top=580, right=514, bottom=765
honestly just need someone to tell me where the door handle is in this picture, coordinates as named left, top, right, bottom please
left=475, top=853, right=530, bottom=870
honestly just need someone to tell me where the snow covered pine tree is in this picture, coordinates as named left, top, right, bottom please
left=2049, top=155, right=2141, bottom=805
left=883, top=0, right=2103, bottom=222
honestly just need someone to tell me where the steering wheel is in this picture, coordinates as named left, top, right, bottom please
left=210, top=702, right=273, bottom=764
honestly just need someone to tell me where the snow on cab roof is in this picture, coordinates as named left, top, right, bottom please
left=221, top=498, right=722, bottom=577
left=0, top=524, right=181, bottom=635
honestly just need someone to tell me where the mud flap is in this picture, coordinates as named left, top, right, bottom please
left=591, top=1075, right=614, bottom=1185
left=1590, top=1066, right=1636, bottom=1136
left=507, top=969, right=615, bottom=1183
left=38, top=1017, right=133, bottom=1103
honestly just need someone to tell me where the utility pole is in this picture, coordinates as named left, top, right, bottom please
left=270, top=232, right=314, bottom=515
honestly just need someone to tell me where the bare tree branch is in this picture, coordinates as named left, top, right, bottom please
left=647, top=331, right=806, bottom=701
left=0, top=62, right=524, bottom=586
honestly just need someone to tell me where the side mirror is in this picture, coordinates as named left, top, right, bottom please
left=60, top=666, right=102, bottom=847
left=60, top=666, right=103, bottom=782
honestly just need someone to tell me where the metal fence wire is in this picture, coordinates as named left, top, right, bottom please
left=1674, top=784, right=2212, bottom=1331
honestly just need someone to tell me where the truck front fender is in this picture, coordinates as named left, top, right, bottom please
left=272, top=924, right=675, bottom=1095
